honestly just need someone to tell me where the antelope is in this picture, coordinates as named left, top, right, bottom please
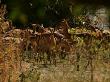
left=56, top=19, right=71, bottom=39
left=24, top=23, right=71, bottom=64
left=27, top=27, right=57, bottom=64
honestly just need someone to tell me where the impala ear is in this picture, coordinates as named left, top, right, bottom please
left=62, top=19, right=69, bottom=23
left=49, top=27, right=55, bottom=33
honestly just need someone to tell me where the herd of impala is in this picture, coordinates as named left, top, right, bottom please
left=0, top=4, right=110, bottom=65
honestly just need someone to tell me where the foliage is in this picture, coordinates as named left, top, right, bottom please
left=1, top=0, right=72, bottom=27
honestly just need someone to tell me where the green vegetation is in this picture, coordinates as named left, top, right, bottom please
left=1, top=0, right=109, bottom=27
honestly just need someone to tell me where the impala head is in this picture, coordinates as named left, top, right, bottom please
left=61, top=19, right=70, bottom=28
left=56, top=19, right=71, bottom=39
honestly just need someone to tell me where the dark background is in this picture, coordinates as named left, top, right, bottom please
left=0, top=0, right=110, bottom=27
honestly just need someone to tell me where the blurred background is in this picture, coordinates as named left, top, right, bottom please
left=0, top=0, right=110, bottom=29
